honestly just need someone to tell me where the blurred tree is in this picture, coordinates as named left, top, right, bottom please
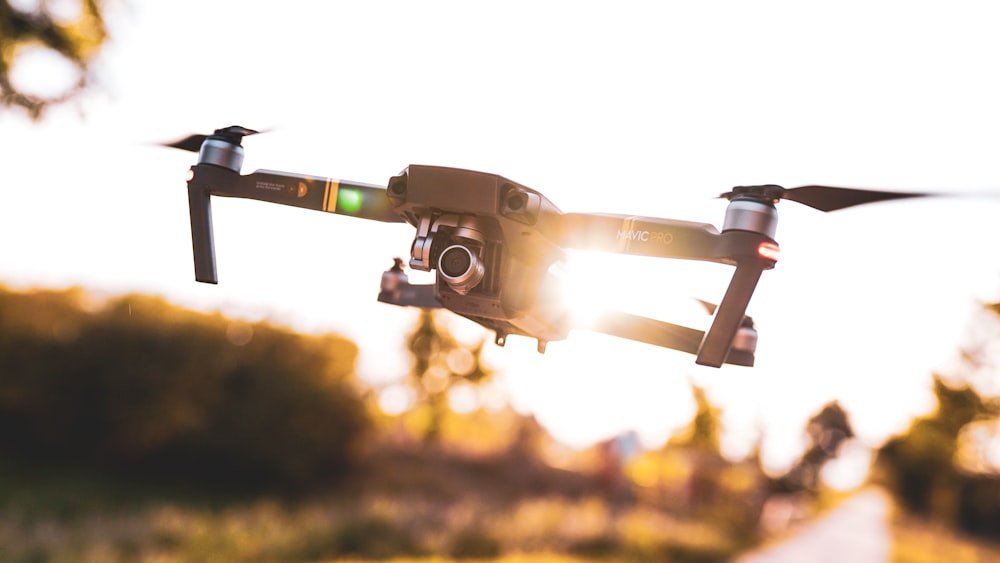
left=645, top=384, right=768, bottom=539
left=677, top=385, right=722, bottom=453
left=0, top=0, right=108, bottom=118
left=877, top=375, right=997, bottom=520
left=0, top=286, right=372, bottom=489
left=773, top=401, right=854, bottom=493
left=668, top=384, right=726, bottom=509
left=872, top=299, right=1000, bottom=539
left=404, top=310, right=491, bottom=442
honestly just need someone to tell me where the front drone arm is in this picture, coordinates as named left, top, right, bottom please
left=186, top=164, right=403, bottom=283
left=551, top=213, right=728, bottom=262
left=545, top=200, right=780, bottom=367
left=189, top=165, right=401, bottom=221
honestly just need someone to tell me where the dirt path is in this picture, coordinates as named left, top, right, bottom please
left=735, top=489, right=891, bottom=562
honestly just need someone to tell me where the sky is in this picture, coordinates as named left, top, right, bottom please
left=3, top=1, right=1000, bottom=480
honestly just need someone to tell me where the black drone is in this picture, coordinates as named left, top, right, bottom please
left=164, top=126, right=943, bottom=368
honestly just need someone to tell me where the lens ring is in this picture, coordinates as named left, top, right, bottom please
left=438, top=245, right=485, bottom=294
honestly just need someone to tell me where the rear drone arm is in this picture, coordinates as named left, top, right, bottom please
left=585, top=311, right=755, bottom=367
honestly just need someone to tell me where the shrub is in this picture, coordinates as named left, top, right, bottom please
left=0, top=287, right=372, bottom=489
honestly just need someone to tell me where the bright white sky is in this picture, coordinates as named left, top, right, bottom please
left=3, top=1, right=1000, bottom=476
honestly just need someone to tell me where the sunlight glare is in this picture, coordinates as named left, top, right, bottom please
left=560, top=249, right=720, bottom=332
left=821, top=440, right=873, bottom=491
left=378, top=384, right=415, bottom=415
left=8, top=44, right=81, bottom=99
left=448, top=383, right=478, bottom=414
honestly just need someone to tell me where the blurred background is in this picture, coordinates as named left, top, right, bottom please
left=1, top=0, right=999, bottom=560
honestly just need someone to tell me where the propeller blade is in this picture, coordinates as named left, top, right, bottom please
left=163, top=134, right=207, bottom=152
left=215, top=125, right=259, bottom=138
left=161, top=125, right=262, bottom=153
left=695, top=298, right=716, bottom=315
left=719, top=184, right=939, bottom=212
left=781, top=185, right=933, bottom=212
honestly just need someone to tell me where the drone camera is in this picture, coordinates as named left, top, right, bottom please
left=437, top=219, right=489, bottom=294
left=438, top=244, right=485, bottom=294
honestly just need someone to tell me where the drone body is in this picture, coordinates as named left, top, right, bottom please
left=169, top=126, right=941, bottom=368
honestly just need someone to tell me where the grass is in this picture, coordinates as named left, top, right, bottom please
left=0, top=442, right=758, bottom=562
left=890, top=508, right=1000, bottom=563
left=10, top=446, right=1000, bottom=562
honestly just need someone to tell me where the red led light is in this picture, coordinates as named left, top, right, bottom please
left=757, top=242, right=780, bottom=261
left=185, top=168, right=195, bottom=182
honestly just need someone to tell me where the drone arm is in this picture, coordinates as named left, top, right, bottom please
left=553, top=207, right=776, bottom=367
left=188, top=165, right=403, bottom=221
left=232, top=169, right=403, bottom=222
left=551, top=213, right=727, bottom=263
left=695, top=231, right=776, bottom=367
left=695, top=260, right=765, bottom=367
left=585, top=311, right=754, bottom=367
left=185, top=165, right=404, bottom=283
left=187, top=181, right=218, bottom=283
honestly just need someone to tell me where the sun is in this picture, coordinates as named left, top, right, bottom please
left=557, top=249, right=726, bottom=333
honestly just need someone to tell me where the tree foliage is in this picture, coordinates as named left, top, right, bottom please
left=0, top=0, right=107, bottom=118
left=404, top=310, right=492, bottom=442
left=0, top=286, right=372, bottom=489
left=773, top=401, right=854, bottom=493
left=675, top=384, right=723, bottom=453
left=876, top=374, right=1000, bottom=536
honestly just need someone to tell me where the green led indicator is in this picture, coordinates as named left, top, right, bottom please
left=337, top=188, right=363, bottom=213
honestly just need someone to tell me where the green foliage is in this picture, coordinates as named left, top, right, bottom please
left=0, top=0, right=108, bottom=118
left=0, top=286, right=371, bottom=489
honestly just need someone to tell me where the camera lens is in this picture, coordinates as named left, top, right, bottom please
left=440, top=246, right=472, bottom=278
left=438, top=245, right=485, bottom=294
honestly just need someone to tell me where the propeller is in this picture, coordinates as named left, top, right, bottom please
left=162, top=125, right=262, bottom=152
left=720, top=184, right=937, bottom=212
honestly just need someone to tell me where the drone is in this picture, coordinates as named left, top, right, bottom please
left=165, top=126, right=943, bottom=368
